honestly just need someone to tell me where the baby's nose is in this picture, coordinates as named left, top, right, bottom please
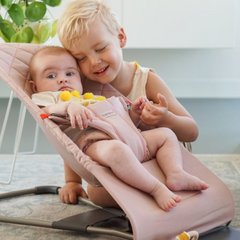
left=59, top=78, right=68, bottom=84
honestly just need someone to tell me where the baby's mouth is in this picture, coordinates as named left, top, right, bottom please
left=94, top=66, right=109, bottom=75
left=59, top=86, right=72, bottom=91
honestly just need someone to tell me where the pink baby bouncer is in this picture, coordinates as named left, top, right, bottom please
left=0, top=43, right=239, bottom=240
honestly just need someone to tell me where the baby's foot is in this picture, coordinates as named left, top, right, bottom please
left=166, top=171, right=209, bottom=192
left=150, top=183, right=181, bottom=211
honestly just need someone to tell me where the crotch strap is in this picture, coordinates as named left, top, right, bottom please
left=87, top=97, right=147, bottom=162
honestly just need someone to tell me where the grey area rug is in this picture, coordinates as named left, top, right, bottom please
left=0, top=154, right=240, bottom=240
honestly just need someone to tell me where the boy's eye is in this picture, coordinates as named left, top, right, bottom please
left=47, top=74, right=56, bottom=79
left=77, top=57, right=86, bottom=62
left=96, top=46, right=106, bottom=52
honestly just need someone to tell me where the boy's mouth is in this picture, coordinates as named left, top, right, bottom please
left=94, top=66, right=109, bottom=75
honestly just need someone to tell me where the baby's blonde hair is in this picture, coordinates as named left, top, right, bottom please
left=57, top=0, right=122, bottom=50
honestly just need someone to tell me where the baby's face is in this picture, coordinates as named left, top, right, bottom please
left=31, top=53, right=83, bottom=93
left=69, top=19, right=126, bottom=85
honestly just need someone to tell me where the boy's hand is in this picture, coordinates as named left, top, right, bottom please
left=67, top=102, right=93, bottom=129
left=59, top=182, right=88, bottom=204
left=141, top=93, right=169, bottom=126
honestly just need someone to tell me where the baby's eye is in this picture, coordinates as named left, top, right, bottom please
left=47, top=74, right=56, bottom=79
left=66, top=72, right=74, bottom=77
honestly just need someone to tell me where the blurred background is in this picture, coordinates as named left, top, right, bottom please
left=0, top=0, right=239, bottom=154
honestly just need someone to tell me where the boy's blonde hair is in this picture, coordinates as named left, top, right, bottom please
left=57, top=0, right=122, bottom=50
left=29, top=46, right=77, bottom=80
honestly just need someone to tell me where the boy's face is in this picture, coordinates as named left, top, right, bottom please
left=69, top=19, right=126, bottom=85
left=30, top=52, right=83, bottom=94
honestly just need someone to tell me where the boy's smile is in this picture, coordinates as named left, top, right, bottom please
left=94, top=65, right=109, bottom=77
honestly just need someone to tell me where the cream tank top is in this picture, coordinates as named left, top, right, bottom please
left=126, top=62, right=155, bottom=102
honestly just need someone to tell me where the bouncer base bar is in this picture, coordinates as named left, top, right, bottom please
left=199, top=226, right=240, bottom=240
left=0, top=186, right=133, bottom=239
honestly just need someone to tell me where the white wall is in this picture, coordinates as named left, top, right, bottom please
left=121, top=1, right=240, bottom=98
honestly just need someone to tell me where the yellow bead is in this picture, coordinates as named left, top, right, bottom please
left=71, top=90, right=81, bottom=98
left=96, top=96, right=106, bottom=101
left=60, top=91, right=72, bottom=101
left=83, top=92, right=95, bottom=99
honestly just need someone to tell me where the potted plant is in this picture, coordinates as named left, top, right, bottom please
left=0, top=0, right=62, bottom=44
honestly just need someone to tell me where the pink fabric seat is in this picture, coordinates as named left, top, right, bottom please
left=0, top=43, right=235, bottom=240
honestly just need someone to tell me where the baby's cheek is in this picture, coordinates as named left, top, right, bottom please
left=78, top=63, right=89, bottom=76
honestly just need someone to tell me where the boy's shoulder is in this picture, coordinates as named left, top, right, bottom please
left=133, top=61, right=156, bottom=74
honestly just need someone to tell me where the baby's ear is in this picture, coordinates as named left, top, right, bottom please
left=29, top=80, right=38, bottom=93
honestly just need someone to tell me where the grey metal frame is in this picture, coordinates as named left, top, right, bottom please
left=0, top=185, right=133, bottom=239
left=0, top=91, right=39, bottom=185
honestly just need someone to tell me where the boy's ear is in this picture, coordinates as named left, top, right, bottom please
left=118, top=28, right=127, bottom=48
left=29, top=80, right=38, bottom=93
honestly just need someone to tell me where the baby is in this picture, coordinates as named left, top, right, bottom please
left=29, top=46, right=208, bottom=211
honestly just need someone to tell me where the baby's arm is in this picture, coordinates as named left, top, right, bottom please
left=42, top=101, right=93, bottom=130
left=59, top=162, right=88, bottom=204
left=129, top=96, right=148, bottom=126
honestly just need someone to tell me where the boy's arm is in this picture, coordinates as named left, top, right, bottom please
left=59, top=162, right=88, bottom=204
left=145, top=72, right=199, bottom=142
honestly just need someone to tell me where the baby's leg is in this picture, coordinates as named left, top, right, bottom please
left=85, top=140, right=181, bottom=211
left=141, top=128, right=209, bottom=191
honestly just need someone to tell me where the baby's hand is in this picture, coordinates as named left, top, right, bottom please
left=141, top=93, right=168, bottom=126
left=59, top=182, right=88, bottom=204
left=131, top=96, right=149, bottom=115
left=67, top=102, right=93, bottom=129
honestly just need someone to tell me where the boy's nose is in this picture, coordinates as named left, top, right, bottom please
left=90, top=55, right=101, bottom=66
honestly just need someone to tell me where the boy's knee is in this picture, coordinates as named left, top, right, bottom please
left=87, top=184, right=119, bottom=208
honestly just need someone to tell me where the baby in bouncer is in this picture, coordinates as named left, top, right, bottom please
left=29, top=46, right=208, bottom=212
